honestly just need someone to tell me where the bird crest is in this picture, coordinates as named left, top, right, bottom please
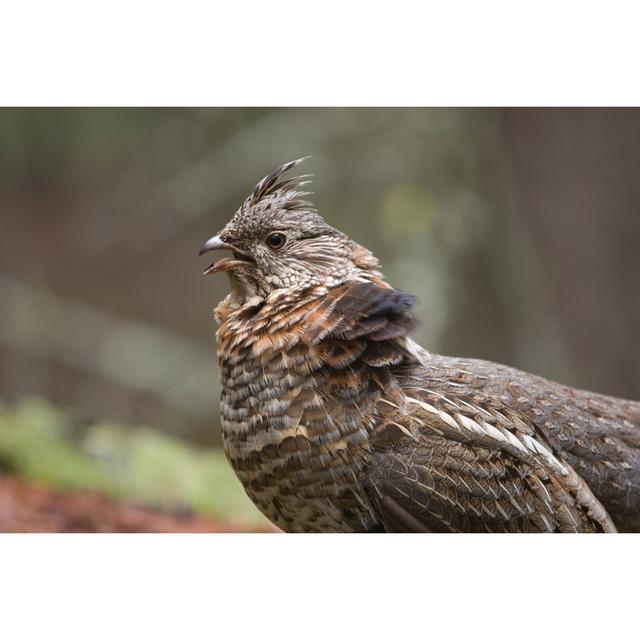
left=246, top=157, right=313, bottom=209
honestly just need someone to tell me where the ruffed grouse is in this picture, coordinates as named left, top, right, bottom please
left=199, top=158, right=640, bottom=533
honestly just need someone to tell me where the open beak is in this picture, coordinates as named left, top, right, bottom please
left=198, top=235, right=254, bottom=275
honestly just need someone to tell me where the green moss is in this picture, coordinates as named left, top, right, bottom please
left=0, top=398, right=267, bottom=527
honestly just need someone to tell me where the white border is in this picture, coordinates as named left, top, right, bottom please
left=2, top=1, right=640, bottom=105
left=1, top=534, right=637, bottom=639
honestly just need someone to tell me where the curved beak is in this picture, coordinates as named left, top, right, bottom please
left=198, top=234, right=254, bottom=275
left=198, top=235, right=226, bottom=256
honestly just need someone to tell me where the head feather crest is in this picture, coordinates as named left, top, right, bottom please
left=249, top=157, right=312, bottom=206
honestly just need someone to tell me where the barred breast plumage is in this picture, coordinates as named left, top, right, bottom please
left=215, top=285, right=382, bottom=532
left=201, top=158, right=640, bottom=533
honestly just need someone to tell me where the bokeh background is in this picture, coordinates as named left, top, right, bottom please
left=1, top=108, right=639, bottom=531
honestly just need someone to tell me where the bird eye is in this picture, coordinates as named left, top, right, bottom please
left=266, top=232, right=286, bottom=250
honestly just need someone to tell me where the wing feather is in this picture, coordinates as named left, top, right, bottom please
left=364, top=389, right=617, bottom=533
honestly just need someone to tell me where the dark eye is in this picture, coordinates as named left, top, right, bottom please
left=266, top=232, right=286, bottom=250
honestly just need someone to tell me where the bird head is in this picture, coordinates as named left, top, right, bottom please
left=199, top=158, right=382, bottom=302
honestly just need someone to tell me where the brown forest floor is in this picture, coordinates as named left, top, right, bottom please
left=0, top=474, right=274, bottom=533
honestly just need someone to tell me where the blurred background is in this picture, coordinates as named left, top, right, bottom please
left=0, top=108, right=638, bottom=531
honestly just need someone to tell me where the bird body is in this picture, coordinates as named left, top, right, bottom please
left=201, top=159, right=640, bottom=533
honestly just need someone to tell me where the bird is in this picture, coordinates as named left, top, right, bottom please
left=199, top=157, right=640, bottom=533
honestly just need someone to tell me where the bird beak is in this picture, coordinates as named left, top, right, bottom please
left=198, top=235, right=226, bottom=256
left=198, top=234, right=254, bottom=275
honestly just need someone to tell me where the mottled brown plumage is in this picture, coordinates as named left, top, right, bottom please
left=200, top=158, right=640, bottom=533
